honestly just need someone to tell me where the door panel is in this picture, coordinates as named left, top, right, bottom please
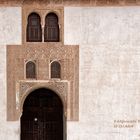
left=21, top=88, right=63, bottom=140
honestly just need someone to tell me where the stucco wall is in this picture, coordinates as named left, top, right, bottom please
left=0, top=7, right=21, bottom=140
left=0, top=7, right=21, bottom=45
left=1, top=6, right=140, bottom=140
left=65, top=7, right=140, bottom=140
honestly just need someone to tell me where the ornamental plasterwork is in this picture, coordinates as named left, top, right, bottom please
left=7, top=6, right=79, bottom=121
left=7, top=44, right=79, bottom=121
left=0, top=0, right=139, bottom=6
left=16, top=81, right=68, bottom=116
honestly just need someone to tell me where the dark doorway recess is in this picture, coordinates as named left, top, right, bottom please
left=21, top=88, right=63, bottom=140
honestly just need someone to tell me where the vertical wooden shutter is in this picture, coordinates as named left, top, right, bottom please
left=51, top=61, right=61, bottom=78
left=44, top=13, right=59, bottom=42
left=26, top=61, right=36, bottom=79
left=27, top=13, right=42, bottom=42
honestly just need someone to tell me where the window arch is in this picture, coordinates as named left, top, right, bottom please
left=27, top=13, right=42, bottom=42
left=51, top=61, right=61, bottom=78
left=26, top=61, right=36, bottom=79
left=44, top=13, right=59, bottom=42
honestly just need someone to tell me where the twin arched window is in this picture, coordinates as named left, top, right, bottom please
left=27, top=12, right=59, bottom=42
left=26, top=61, right=61, bottom=79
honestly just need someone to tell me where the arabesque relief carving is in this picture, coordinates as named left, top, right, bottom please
left=0, top=0, right=139, bottom=6
left=7, top=6, right=79, bottom=121
left=16, top=81, right=68, bottom=116
left=7, top=44, right=79, bottom=121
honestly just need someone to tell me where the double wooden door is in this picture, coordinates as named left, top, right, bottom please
left=21, top=88, right=63, bottom=140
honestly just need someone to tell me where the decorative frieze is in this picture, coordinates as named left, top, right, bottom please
left=7, top=44, right=79, bottom=121
left=0, top=0, right=139, bottom=6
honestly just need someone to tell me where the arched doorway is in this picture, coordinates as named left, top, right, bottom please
left=21, top=88, right=63, bottom=140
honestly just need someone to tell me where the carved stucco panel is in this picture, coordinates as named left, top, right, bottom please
left=16, top=81, right=69, bottom=118
left=7, top=44, right=79, bottom=121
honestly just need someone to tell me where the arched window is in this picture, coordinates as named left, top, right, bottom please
left=51, top=61, right=61, bottom=78
left=44, top=13, right=59, bottom=42
left=26, top=61, right=36, bottom=79
left=27, top=13, right=42, bottom=42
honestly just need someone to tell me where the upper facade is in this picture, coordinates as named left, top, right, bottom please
left=0, top=0, right=139, bottom=6
left=6, top=4, right=79, bottom=122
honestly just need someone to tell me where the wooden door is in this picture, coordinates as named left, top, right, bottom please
left=21, top=88, right=63, bottom=140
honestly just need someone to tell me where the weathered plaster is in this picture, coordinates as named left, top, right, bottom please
left=1, top=6, right=140, bottom=140
left=0, top=46, right=20, bottom=140
left=65, top=7, right=140, bottom=140
left=0, top=7, right=21, bottom=140
left=0, top=7, right=21, bottom=45
left=0, top=0, right=139, bottom=7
